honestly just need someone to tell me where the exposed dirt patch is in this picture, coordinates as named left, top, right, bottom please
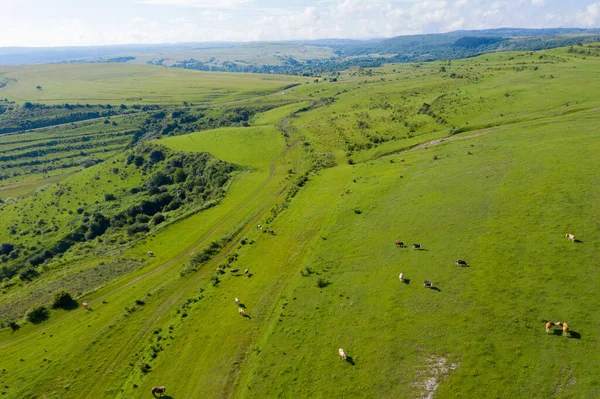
left=412, top=355, right=459, bottom=399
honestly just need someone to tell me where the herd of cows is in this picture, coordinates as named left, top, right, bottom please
left=142, top=230, right=580, bottom=396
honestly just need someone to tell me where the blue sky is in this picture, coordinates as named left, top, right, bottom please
left=0, top=0, right=598, bottom=47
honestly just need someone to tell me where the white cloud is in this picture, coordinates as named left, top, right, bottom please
left=531, top=0, right=545, bottom=6
left=574, top=1, right=600, bottom=26
left=137, top=0, right=253, bottom=9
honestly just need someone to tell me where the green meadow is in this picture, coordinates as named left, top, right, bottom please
left=0, top=44, right=599, bottom=398
left=0, top=63, right=305, bottom=105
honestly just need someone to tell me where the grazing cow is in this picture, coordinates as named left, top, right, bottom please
left=546, top=321, right=570, bottom=336
left=399, top=273, right=404, bottom=282
left=238, top=308, right=245, bottom=315
left=230, top=268, right=240, bottom=274
left=244, top=269, right=249, bottom=275
left=82, top=301, right=89, bottom=309
left=395, top=240, right=404, bottom=248
left=235, top=298, right=240, bottom=305
left=412, top=244, right=421, bottom=250
left=456, top=259, right=468, bottom=266
left=565, top=234, right=576, bottom=242
left=424, top=280, right=433, bottom=288
left=268, top=229, right=275, bottom=235
left=338, top=348, right=347, bottom=360
left=151, top=386, right=166, bottom=397
left=147, top=251, right=154, bottom=257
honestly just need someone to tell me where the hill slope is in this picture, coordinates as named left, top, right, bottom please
left=0, top=44, right=599, bottom=398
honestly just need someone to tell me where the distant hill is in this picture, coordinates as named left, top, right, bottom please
left=0, top=28, right=598, bottom=73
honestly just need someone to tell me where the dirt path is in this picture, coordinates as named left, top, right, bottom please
left=378, top=126, right=506, bottom=159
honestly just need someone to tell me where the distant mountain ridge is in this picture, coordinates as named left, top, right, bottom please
left=0, top=28, right=598, bottom=71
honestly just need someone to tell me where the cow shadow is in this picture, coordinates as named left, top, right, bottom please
left=574, top=239, right=583, bottom=243
left=551, top=329, right=580, bottom=339
left=403, top=279, right=410, bottom=285
left=568, top=331, right=581, bottom=339
left=428, top=287, right=442, bottom=292
left=238, top=303, right=246, bottom=309
left=160, top=396, right=174, bottom=399
left=345, top=356, right=356, bottom=366
left=248, top=273, right=254, bottom=278
left=242, top=313, right=252, bottom=319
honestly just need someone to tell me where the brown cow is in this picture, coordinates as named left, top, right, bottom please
left=546, top=321, right=569, bottom=336
left=151, top=386, right=166, bottom=397
left=395, top=240, right=404, bottom=248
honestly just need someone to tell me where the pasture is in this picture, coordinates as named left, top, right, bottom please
left=0, top=44, right=599, bottom=398
left=0, top=63, right=306, bottom=105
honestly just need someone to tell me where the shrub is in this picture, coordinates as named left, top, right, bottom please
left=127, top=223, right=150, bottom=236
left=8, top=321, right=20, bottom=332
left=139, top=363, right=151, bottom=374
left=0, top=242, right=14, bottom=255
left=104, top=193, right=116, bottom=201
left=317, top=278, right=330, bottom=288
left=52, top=290, right=76, bottom=310
left=149, top=149, right=165, bottom=164
left=152, top=213, right=165, bottom=225
left=136, top=214, right=151, bottom=224
left=173, top=168, right=187, bottom=183
left=26, top=305, right=50, bottom=324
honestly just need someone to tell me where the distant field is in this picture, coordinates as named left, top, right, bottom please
left=0, top=63, right=306, bottom=105
left=135, top=42, right=336, bottom=67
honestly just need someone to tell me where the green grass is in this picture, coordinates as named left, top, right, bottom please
left=0, top=63, right=306, bottom=105
left=0, top=45, right=599, bottom=398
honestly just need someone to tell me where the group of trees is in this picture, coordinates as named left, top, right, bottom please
left=0, top=145, right=238, bottom=283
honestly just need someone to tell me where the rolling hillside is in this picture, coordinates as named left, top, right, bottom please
left=0, top=44, right=599, bottom=398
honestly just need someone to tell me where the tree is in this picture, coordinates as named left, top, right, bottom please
left=26, top=305, right=50, bottom=324
left=36, top=85, right=42, bottom=90
left=52, top=290, right=76, bottom=310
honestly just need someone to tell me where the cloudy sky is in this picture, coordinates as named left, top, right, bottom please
left=0, top=0, right=598, bottom=47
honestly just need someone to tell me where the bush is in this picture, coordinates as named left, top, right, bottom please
left=136, top=214, right=151, bottom=224
left=104, top=193, right=116, bottom=201
left=52, top=290, right=76, bottom=310
left=8, top=321, right=20, bottom=332
left=0, top=242, right=14, bottom=255
left=152, top=213, right=166, bottom=225
left=317, top=278, right=330, bottom=288
left=26, top=305, right=50, bottom=324
left=127, top=223, right=150, bottom=236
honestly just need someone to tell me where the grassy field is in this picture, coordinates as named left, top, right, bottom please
left=0, top=44, right=599, bottom=398
left=0, top=63, right=306, bottom=105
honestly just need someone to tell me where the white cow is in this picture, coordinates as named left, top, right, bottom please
left=399, top=273, right=404, bottom=282
left=338, top=348, right=347, bottom=360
